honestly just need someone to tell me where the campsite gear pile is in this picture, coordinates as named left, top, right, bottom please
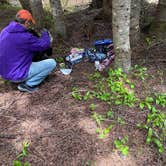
left=61, top=39, right=115, bottom=75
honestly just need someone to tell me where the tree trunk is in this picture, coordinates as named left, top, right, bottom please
left=19, top=0, right=31, bottom=12
left=130, top=0, right=141, bottom=47
left=49, top=0, right=67, bottom=38
left=90, top=0, right=103, bottom=9
left=112, top=0, right=131, bottom=73
left=103, top=0, right=112, bottom=12
left=0, top=0, right=9, bottom=4
left=30, top=0, right=44, bottom=29
left=151, top=0, right=166, bottom=37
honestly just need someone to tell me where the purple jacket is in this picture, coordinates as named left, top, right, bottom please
left=0, top=21, right=50, bottom=81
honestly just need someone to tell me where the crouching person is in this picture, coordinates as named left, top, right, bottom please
left=0, top=9, right=56, bottom=92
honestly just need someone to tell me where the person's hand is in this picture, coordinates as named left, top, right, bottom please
left=48, top=31, right=53, bottom=43
left=41, top=28, right=53, bottom=43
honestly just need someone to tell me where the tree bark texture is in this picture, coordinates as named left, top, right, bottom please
left=130, top=0, right=141, bottom=47
left=112, top=0, right=131, bottom=73
left=90, top=0, right=103, bottom=8
left=49, top=0, right=67, bottom=38
left=30, top=0, right=44, bottom=29
left=151, top=0, right=166, bottom=37
left=19, top=0, right=31, bottom=12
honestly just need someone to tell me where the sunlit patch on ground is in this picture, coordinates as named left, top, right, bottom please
left=78, top=117, right=97, bottom=135
left=95, top=151, right=136, bottom=166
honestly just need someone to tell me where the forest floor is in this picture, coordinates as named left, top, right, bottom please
left=0, top=3, right=166, bottom=166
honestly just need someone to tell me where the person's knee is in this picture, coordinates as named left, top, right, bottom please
left=47, top=59, right=57, bottom=71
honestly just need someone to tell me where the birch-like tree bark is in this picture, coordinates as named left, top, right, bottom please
left=49, top=0, right=67, bottom=38
left=30, top=0, right=44, bottom=29
left=112, top=0, right=131, bottom=73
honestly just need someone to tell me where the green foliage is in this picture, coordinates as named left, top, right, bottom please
left=145, top=37, right=153, bottom=46
left=132, top=65, right=147, bottom=81
left=139, top=96, right=154, bottom=110
left=13, top=141, right=31, bottom=166
left=17, top=141, right=30, bottom=159
left=114, top=136, right=129, bottom=156
left=89, top=103, right=97, bottom=111
left=96, top=125, right=113, bottom=139
left=155, top=93, right=166, bottom=107
left=13, top=161, right=30, bottom=166
left=84, top=91, right=92, bottom=101
left=89, top=72, right=102, bottom=81
left=72, top=88, right=82, bottom=100
left=0, top=3, right=20, bottom=10
left=106, top=110, right=114, bottom=119
left=92, top=112, right=105, bottom=126
left=43, top=10, right=54, bottom=30
left=55, top=57, right=64, bottom=63
left=137, top=107, right=165, bottom=153
left=71, top=66, right=165, bottom=154
left=117, top=117, right=126, bottom=125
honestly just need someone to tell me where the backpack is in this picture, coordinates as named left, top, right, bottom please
left=85, top=39, right=114, bottom=62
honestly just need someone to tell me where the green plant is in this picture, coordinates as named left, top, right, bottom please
left=114, top=136, right=129, bottom=156
left=84, top=91, right=92, bottom=101
left=139, top=96, right=154, bottom=110
left=13, top=161, right=30, bottom=166
left=96, top=125, right=113, bottom=139
left=145, top=37, right=153, bottom=46
left=92, top=112, right=105, bottom=125
left=72, top=88, right=82, bottom=100
left=132, top=65, right=147, bottom=81
left=90, top=103, right=97, bottom=111
left=13, top=141, right=31, bottom=166
left=107, top=110, right=114, bottom=119
left=117, top=117, right=126, bottom=125
left=137, top=107, right=165, bottom=153
left=89, top=72, right=102, bottom=81
left=55, top=57, right=64, bottom=63
left=155, top=93, right=166, bottom=107
left=17, top=141, right=30, bottom=159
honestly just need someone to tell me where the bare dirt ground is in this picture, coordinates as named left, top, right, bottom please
left=0, top=3, right=165, bottom=166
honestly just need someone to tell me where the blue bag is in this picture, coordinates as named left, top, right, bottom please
left=85, top=39, right=114, bottom=62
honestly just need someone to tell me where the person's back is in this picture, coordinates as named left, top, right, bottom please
left=0, top=9, right=56, bottom=92
left=0, top=21, right=33, bottom=81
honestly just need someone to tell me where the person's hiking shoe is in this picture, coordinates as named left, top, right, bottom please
left=17, top=83, right=37, bottom=93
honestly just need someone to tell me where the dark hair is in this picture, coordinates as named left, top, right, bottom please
left=15, top=17, right=26, bottom=24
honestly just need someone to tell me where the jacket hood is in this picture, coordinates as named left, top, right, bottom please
left=6, top=21, right=27, bottom=33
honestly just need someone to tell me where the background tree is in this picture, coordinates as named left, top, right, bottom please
left=19, top=0, right=31, bottom=12
left=151, top=0, right=166, bottom=37
left=29, top=0, right=44, bottom=29
left=130, top=0, right=141, bottom=47
left=112, top=0, right=131, bottom=73
left=49, top=0, right=67, bottom=38
left=90, top=0, right=103, bottom=8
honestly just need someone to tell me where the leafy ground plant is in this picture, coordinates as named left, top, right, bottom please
left=96, top=125, right=113, bottom=139
left=137, top=107, right=165, bottom=153
left=131, top=65, right=148, bottom=81
left=13, top=141, right=31, bottom=166
left=114, top=136, right=129, bottom=156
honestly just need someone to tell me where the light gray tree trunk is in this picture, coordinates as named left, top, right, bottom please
left=130, top=0, right=141, bottom=47
left=112, top=0, right=131, bottom=73
left=19, top=0, right=31, bottom=12
left=49, top=0, right=67, bottom=38
left=30, top=0, right=44, bottom=29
